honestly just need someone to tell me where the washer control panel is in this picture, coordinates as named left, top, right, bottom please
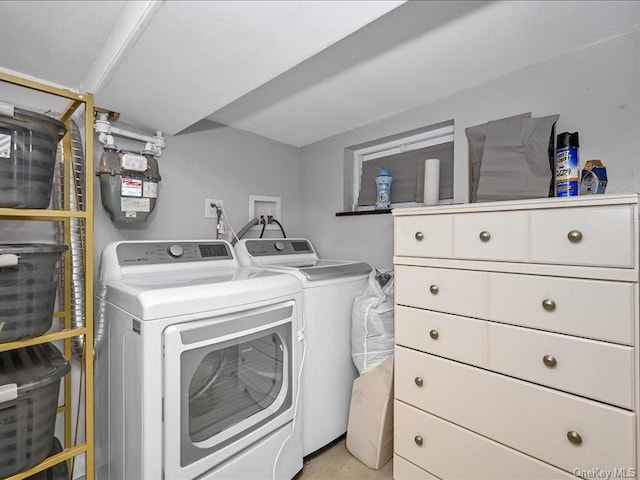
left=245, top=239, right=313, bottom=257
left=116, top=241, right=232, bottom=265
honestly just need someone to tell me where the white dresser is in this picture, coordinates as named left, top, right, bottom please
left=392, top=194, right=639, bottom=480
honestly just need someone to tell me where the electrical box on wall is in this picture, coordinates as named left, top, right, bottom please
left=249, top=195, right=281, bottom=230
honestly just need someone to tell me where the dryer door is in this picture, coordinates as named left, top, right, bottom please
left=163, top=301, right=296, bottom=480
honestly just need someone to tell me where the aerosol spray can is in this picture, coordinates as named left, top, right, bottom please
left=375, top=168, right=392, bottom=210
left=555, top=132, right=580, bottom=197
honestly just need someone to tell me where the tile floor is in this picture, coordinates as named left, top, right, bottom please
left=296, top=438, right=392, bottom=480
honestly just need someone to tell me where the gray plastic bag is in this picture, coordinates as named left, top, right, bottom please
left=351, top=270, right=394, bottom=375
left=467, top=112, right=558, bottom=202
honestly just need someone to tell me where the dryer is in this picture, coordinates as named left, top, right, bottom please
left=94, top=240, right=304, bottom=480
left=234, top=238, right=372, bottom=455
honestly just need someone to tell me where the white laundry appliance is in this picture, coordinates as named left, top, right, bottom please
left=94, top=240, right=304, bottom=480
left=234, top=238, right=371, bottom=455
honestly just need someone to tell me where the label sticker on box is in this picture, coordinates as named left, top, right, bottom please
left=143, top=182, right=158, bottom=198
left=0, top=133, right=11, bottom=158
left=121, top=197, right=150, bottom=212
left=121, top=177, right=143, bottom=197
left=120, top=153, right=148, bottom=172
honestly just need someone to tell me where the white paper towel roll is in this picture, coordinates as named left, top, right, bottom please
left=423, top=158, right=440, bottom=206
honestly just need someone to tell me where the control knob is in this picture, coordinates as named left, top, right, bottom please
left=274, top=241, right=285, bottom=252
left=167, top=244, right=184, bottom=258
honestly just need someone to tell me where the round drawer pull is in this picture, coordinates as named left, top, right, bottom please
left=414, top=435, right=424, bottom=446
left=543, top=354, right=557, bottom=368
left=542, top=299, right=556, bottom=312
left=479, top=231, right=491, bottom=242
left=414, top=377, right=424, bottom=387
left=567, top=230, right=583, bottom=243
left=429, top=285, right=439, bottom=295
left=567, top=431, right=583, bottom=445
left=429, top=329, right=439, bottom=340
left=415, top=231, right=424, bottom=241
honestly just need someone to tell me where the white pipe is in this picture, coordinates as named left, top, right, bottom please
left=95, top=113, right=166, bottom=156
left=109, top=126, right=165, bottom=147
left=81, top=1, right=166, bottom=93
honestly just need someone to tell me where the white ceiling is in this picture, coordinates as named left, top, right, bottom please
left=95, top=0, right=404, bottom=136
left=209, top=0, right=640, bottom=147
left=0, top=1, right=126, bottom=88
left=0, top=0, right=402, bottom=132
left=1, top=1, right=639, bottom=148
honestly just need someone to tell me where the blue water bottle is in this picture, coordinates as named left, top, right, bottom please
left=375, top=168, right=392, bottom=210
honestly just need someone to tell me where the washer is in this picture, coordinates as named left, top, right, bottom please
left=234, top=238, right=372, bottom=455
left=94, top=240, right=304, bottom=480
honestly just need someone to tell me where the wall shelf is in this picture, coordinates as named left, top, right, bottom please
left=0, top=72, right=95, bottom=480
left=335, top=209, right=392, bottom=217
left=0, top=208, right=89, bottom=219
left=0, top=328, right=89, bottom=353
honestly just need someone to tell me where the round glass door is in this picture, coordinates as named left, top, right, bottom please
left=188, top=332, right=285, bottom=443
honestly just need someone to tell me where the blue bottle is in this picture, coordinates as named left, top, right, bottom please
left=375, top=168, right=392, bottom=210
left=555, top=132, right=580, bottom=197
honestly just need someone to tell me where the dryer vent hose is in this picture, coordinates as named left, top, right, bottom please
left=54, top=119, right=86, bottom=358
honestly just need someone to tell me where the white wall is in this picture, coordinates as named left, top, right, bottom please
left=0, top=115, right=304, bottom=274
left=299, top=30, right=640, bottom=270
left=93, top=120, right=303, bottom=272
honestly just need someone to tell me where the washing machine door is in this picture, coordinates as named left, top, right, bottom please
left=162, top=301, right=296, bottom=480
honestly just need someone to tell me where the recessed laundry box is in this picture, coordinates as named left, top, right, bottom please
left=0, top=107, right=66, bottom=208
left=0, top=244, right=67, bottom=343
left=0, top=343, right=70, bottom=478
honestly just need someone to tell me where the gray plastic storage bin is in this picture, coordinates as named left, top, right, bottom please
left=0, top=343, right=70, bottom=478
left=0, top=107, right=66, bottom=208
left=29, top=437, right=68, bottom=480
left=0, top=244, right=67, bottom=343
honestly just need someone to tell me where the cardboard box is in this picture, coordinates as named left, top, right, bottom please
left=346, top=355, right=394, bottom=470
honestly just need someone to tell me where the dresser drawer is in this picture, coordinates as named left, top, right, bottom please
left=489, top=272, right=634, bottom=345
left=394, top=401, right=575, bottom=480
left=488, top=322, right=635, bottom=409
left=393, top=455, right=438, bottom=480
left=395, top=266, right=488, bottom=318
left=395, top=306, right=488, bottom=366
left=395, top=347, right=636, bottom=473
left=395, top=215, right=453, bottom=258
left=453, top=211, right=528, bottom=262
left=530, top=205, right=634, bottom=268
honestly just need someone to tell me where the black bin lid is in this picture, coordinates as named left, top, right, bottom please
left=1, top=107, right=67, bottom=142
left=0, top=343, right=70, bottom=397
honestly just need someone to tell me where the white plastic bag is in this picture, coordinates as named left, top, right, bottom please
left=351, top=270, right=394, bottom=375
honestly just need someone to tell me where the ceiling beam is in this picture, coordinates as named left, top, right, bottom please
left=81, top=0, right=165, bottom=94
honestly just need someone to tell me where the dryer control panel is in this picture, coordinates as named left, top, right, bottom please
left=116, top=241, right=233, bottom=265
left=244, top=239, right=314, bottom=257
